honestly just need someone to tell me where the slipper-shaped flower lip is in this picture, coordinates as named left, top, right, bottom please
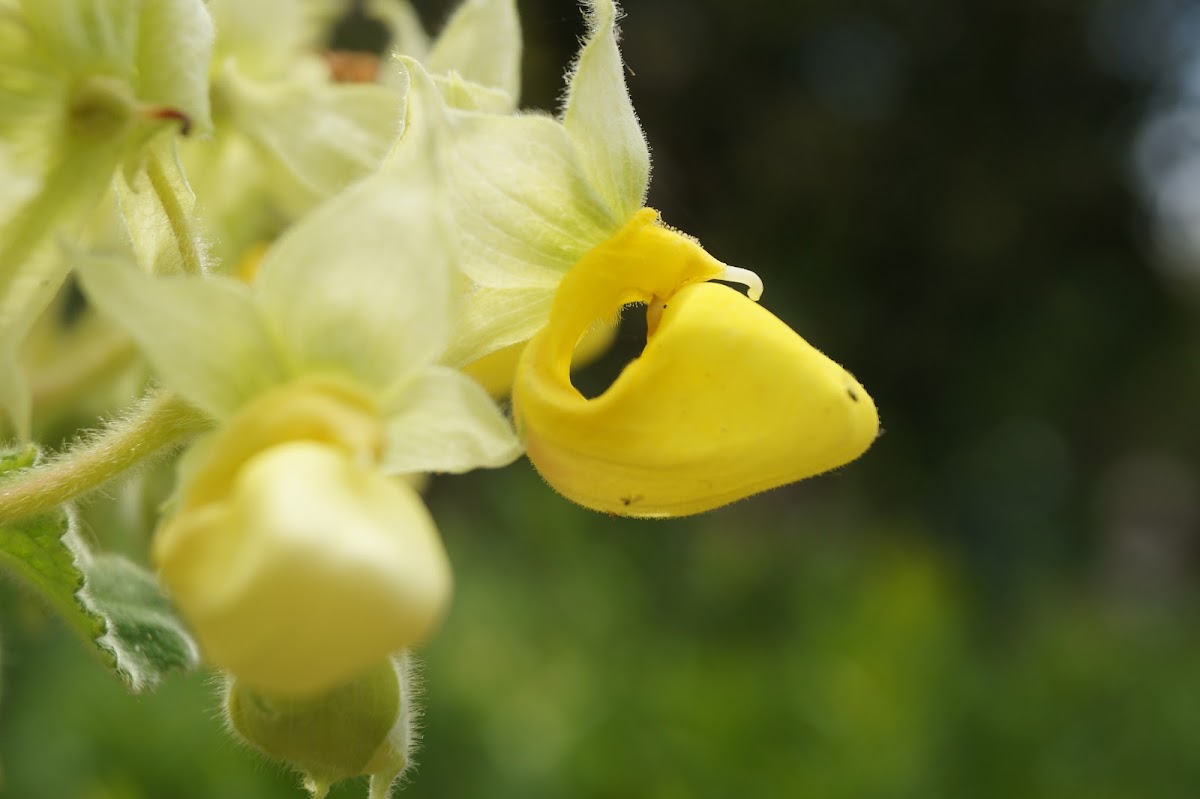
left=513, top=211, right=879, bottom=517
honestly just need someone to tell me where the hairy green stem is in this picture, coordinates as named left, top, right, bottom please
left=0, top=389, right=209, bottom=524
left=145, top=149, right=204, bottom=275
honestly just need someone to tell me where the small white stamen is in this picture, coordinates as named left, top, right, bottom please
left=718, top=265, right=764, bottom=302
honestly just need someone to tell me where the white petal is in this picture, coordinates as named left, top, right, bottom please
left=381, top=365, right=521, bottom=474
left=427, top=0, right=522, bottom=105
left=75, top=253, right=286, bottom=419
left=255, top=160, right=455, bottom=394
left=562, top=0, right=650, bottom=220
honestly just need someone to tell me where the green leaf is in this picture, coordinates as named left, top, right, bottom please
left=0, top=448, right=198, bottom=691
left=83, top=551, right=199, bottom=689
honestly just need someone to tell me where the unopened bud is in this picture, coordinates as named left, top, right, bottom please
left=225, top=655, right=416, bottom=799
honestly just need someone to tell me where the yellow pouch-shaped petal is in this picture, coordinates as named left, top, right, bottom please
left=513, top=211, right=879, bottom=517
left=156, top=441, right=451, bottom=697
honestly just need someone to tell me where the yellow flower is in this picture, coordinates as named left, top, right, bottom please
left=513, top=210, right=878, bottom=516
left=394, top=0, right=879, bottom=515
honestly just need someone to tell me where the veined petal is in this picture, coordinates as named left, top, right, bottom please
left=219, top=59, right=404, bottom=216
left=75, top=254, right=287, bottom=420
left=397, top=60, right=618, bottom=289
left=18, top=0, right=139, bottom=84
left=443, top=284, right=554, bottom=368
left=512, top=213, right=879, bottom=516
left=448, top=112, right=618, bottom=287
left=155, top=441, right=451, bottom=697
left=254, top=158, right=454, bottom=393
left=427, top=0, right=521, bottom=106
left=562, top=0, right=650, bottom=221
left=380, top=365, right=521, bottom=475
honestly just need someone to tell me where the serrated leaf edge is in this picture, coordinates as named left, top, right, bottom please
left=64, top=505, right=201, bottom=691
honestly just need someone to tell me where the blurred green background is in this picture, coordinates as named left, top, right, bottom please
left=7, top=0, right=1200, bottom=796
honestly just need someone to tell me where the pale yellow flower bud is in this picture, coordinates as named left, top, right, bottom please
left=155, top=378, right=452, bottom=697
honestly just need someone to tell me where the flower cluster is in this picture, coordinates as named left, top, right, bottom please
left=0, top=0, right=878, bottom=796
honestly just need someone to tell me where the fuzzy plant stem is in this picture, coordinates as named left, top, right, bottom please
left=145, top=149, right=204, bottom=275
left=0, top=388, right=208, bottom=524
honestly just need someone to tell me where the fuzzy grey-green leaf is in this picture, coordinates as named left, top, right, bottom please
left=83, top=552, right=199, bottom=689
left=0, top=448, right=197, bottom=691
